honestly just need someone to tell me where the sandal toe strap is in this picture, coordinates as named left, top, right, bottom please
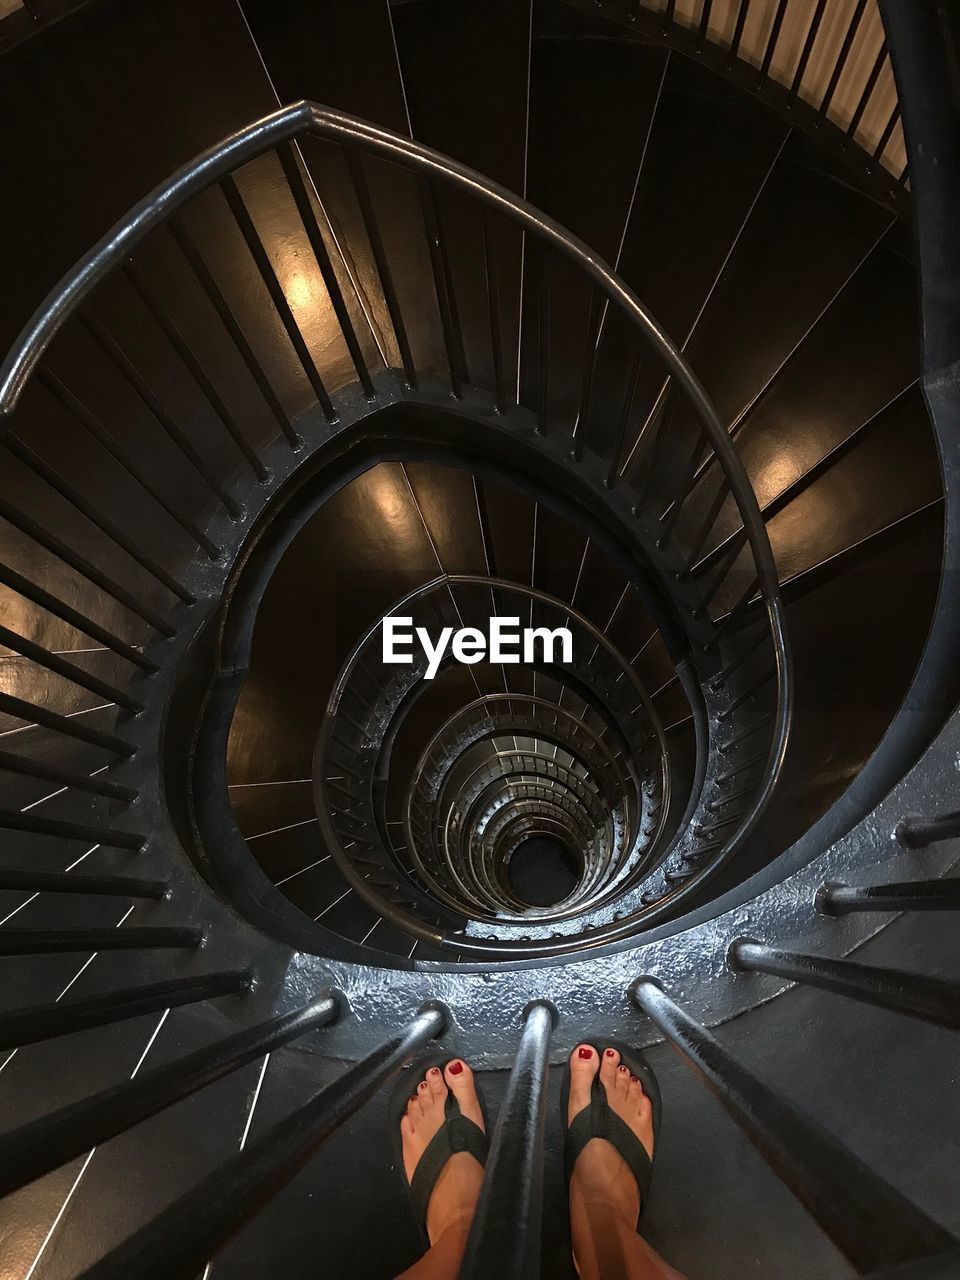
left=409, top=1116, right=488, bottom=1231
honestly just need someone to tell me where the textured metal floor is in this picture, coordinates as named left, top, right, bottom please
left=166, top=902, right=960, bottom=1280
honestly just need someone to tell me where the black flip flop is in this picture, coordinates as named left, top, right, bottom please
left=560, top=1039, right=661, bottom=1227
left=390, top=1054, right=489, bottom=1248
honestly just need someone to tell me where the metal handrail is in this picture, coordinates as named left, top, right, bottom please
left=0, top=99, right=793, bottom=947
left=406, top=692, right=636, bottom=913
left=316, top=573, right=672, bottom=928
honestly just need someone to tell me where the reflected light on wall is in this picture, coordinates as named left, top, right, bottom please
left=361, top=465, right=426, bottom=560
left=284, top=265, right=319, bottom=313
left=279, top=250, right=349, bottom=375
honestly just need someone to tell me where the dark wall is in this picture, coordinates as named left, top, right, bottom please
left=0, top=0, right=277, bottom=354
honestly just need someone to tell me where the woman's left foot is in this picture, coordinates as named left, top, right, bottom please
left=567, top=1044, right=654, bottom=1227
left=400, top=1059, right=485, bottom=1246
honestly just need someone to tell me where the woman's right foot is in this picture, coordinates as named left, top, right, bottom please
left=567, top=1044, right=654, bottom=1229
left=400, top=1059, right=485, bottom=1248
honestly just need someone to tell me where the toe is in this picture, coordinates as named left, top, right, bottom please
left=426, top=1065, right=447, bottom=1103
left=599, top=1046, right=620, bottom=1094
left=614, top=1063, right=630, bottom=1096
left=444, top=1059, right=484, bottom=1130
left=568, top=1044, right=599, bottom=1125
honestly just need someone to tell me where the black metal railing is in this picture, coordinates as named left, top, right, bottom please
left=589, top=0, right=909, bottom=214
left=0, top=105, right=793, bottom=946
left=0, top=4, right=957, bottom=1278
left=312, top=574, right=672, bottom=950
left=79, top=1003, right=445, bottom=1279
left=631, top=976, right=957, bottom=1275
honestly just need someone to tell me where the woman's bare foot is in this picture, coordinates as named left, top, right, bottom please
left=567, top=1044, right=655, bottom=1274
left=400, top=1059, right=485, bottom=1249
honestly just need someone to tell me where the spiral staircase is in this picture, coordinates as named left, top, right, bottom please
left=0, top=0, right=959, bottom=1276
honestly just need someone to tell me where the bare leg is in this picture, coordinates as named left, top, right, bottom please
left=568, top=1045, right=688, bottom=1280
left=394, top=1059, right=485, bottom=1280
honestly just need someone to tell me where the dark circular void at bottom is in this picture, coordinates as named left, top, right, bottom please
left=507, top=836, right=581, bottom=907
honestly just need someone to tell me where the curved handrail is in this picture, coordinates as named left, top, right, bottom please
left=0, top=99, right=793, bottom=944
left=435, top=751, right=620, bottom=917
left=316, top=573, right=671, bottom=904
left=406, top=692, right=636, bottom=915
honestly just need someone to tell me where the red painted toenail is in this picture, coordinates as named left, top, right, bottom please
left=410, top=1096, right=418, bottom=1104
left=631, top=1076, right=639, bottom=1084
left=448, top=1060, right=464, bottom=1075
left=578, top=1047, right=593, bottom=1060
left=605, top=1049, right=616, bottom=1057
left=618, top=1066, right=628, bottom=1073
left=419, top=1081, right=428, bottom=1090
left=429, top=1068, right=441, bottom=1076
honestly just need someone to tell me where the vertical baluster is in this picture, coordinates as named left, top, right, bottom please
left=2, top=431, right=192, bottom=602
left=220, top=173, right=336, bottom=422
left=630, top=390, right=676, bottom=509
left=698, top=0, right=713, bottom=44
left=896, top=811, right=960, bottom=848
left=345, top=150, right=418, bottom=388
left=481, top=212, right=507, bottom=415
left=277, top=142, right=376, bottom=399
left=37, top=366, right=217, bottom=559
left=729, top=938, right=960, bottom=1028
left=0, top=622, right=143, bottom=712
left=847, top=44, right=889, bottom=140
left=79, top=309, right=243, bottom=515
left=0, top=492, right=175, bottom=636
left=0, top=972, right=252, bottom=1051
left=729, top=0, right=751, bottom=62
left=572, top=289, right=603, bottom=462
left=123, top=263, right=269, bottom=479
left=459, top=1001, right=557, bottom=1280
left=820, top=0, right=869, bottom=118
left=606, top=350, right=644, bottom=489
left=0, top=561, right=156, bottom=672
left=0, top=750, right=136, bottom=801
left=0, top=691, right=136, bottom=756
left=790, top=0, right=829, bottom=96
left=818, top=878, right=960, bottom=914
left=0, top=869, right=165, bottom=898
left=0, top=810, right=144, bottom=849
left=873, top=105, right=901, bottom=161
left=632, top=979, right=956, bottom=1271
left=79, top=1005, right=446, bottom=1279
left=536, top=245, right=551, bottom=436
left=419, top=177, right=469, bottom=398
left=759, top=0, right=790, bottom=81
left=169, top=219, right=300, bottom=448
left=0, top=993, right=339, bottom=1198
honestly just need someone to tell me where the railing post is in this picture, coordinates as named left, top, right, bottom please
left=896, top=812, right=960, bottom=848
left=79, top=1003, right=447, bottom=1279
left=728, top=938, right=960, bottom=1030
left=0, top=972, right=253, bottom=1050
left=818, top=878, right=960, bottom=914
left=631, top=978, right=956, bottom=1272
left=458, top=1000, right=557, bottom=1280
left=0, top=992, right=342, bottom=1198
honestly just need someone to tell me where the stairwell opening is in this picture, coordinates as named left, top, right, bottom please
left=507, top=835, right=581, bottom=908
